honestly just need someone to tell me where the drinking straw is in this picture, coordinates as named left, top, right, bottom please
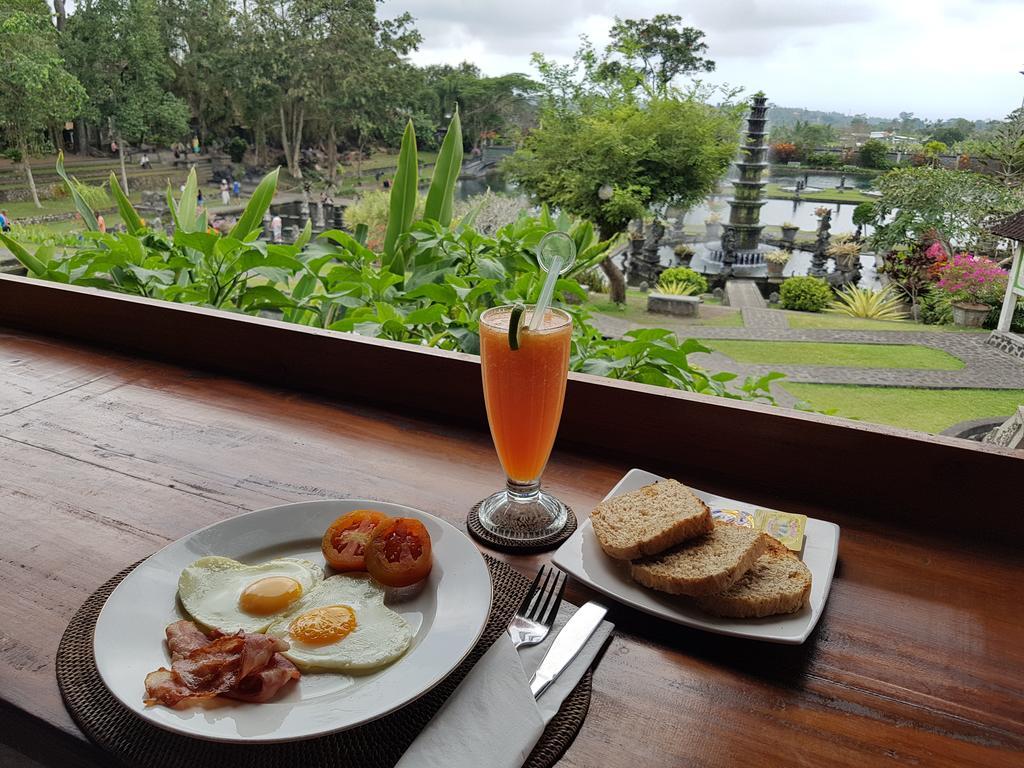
left=529, top=232, right=576, bottom=331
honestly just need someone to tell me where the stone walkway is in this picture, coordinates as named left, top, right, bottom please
left=591, top=305, right=1024, bottom=397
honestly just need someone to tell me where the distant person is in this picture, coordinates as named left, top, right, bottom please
left=139, top=152, right=151, bottom=169
left=191, top=136, right=200, bottom=154
left=232, top=179, right=241, bottom=198
left=220, top=178, right=230, bottom=206
left=0, top=210, right=10, bottom=232
left=96, top=214, right=107, bottom=234
left=110, top=140, right=118, bottom=155
left=382, top=178, right=390, bottom=189
left=197, top=189, right=205, bottom=208
left=271, top=214, right=283, bottom=243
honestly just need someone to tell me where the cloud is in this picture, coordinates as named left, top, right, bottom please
left=381, top=0, right=1024, bottom=119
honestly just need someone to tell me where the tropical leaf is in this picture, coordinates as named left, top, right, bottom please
left=0, top=232, right=48, bottom=276
left=109, top=172, right=144, bottom=235
left=176, top=169, right=200, bottom=234
left=55, top=152, right=98, bottom=231
left=382, top=120, right=419, bottom=278
left=230, top=168, right=279, bottom=241
left=424, top=110, right=464, bottom=227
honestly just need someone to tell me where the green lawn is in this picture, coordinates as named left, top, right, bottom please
left=763, top=182, right=875, bottom=205
left=783, top=384, right=1024, bottom=433
left=589, top=289, right=746, bottom=328
left=700, top=339, right=964, bottom=370
left=785, top=311, right=988, bottom=333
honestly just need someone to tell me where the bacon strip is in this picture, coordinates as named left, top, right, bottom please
left=144, top=621, right=299, bottom=707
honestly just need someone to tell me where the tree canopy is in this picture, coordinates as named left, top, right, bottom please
left=868, top=166, right=1024, bottom=254
left=505, top=14, right=742, bottom=303
left=0, top=0, right=85, bottom=206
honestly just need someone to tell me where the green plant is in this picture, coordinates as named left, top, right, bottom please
left=918, top=286, right=954, bottom=325
left=805, top=152, right=842, bottom=169
left=577, top=268, right=608, bottom=293
left=858, top=139, right=890, bottom=169
left=830, top=285, right=908, bottom=320
left=673, top=243, right=694, bottom=259
left=1, top=118, right=784, bottom=407
left=225, top=136, right=249, bottom=164
left=779, top=276, right=833, bottom=312
left=72, top=180, right=112, bottom=211
left=344, top=190, right=424, bottom=252
left=764, top=250, right=790, bottom=265
left=658, top=266, right=707, bottom=294
left=657, top=280, right=699, bottom=296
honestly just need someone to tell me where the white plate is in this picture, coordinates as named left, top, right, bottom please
left=93, top=499, right=492, bottom=743
left=552, top=469, right=839, bottom=644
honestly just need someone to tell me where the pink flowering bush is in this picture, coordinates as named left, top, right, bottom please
left=934, top=253, right=1008, bottom=305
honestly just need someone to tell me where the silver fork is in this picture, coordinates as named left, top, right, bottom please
left=507, top=565, right=567, bottom=650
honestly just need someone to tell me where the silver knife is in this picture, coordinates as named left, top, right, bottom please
left=529, top=601, right=607, bottom=698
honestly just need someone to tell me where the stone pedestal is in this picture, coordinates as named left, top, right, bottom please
left=648, top=293, right=700, bottom=317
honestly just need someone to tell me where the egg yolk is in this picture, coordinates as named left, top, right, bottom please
left=289, top=605, right=357, bottom=645
left=238, top=576, right=303, bottom=615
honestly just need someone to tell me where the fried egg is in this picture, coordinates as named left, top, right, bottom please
left=265, top=574, right=413, bottom=672
left=178, top=556, right=323, bottom=634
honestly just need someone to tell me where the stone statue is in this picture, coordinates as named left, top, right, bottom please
left=809, top=209, right=832, bottom=277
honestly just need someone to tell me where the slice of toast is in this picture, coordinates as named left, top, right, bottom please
left=630, top=522, right=768, bottom=596
left=591, top=480, right=713, bottom=560
left=694, top=538, right=812, bottom=618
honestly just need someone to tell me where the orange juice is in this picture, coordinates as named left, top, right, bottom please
left=479, top=306, right=572, bottom=483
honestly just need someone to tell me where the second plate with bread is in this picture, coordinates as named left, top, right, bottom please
left=552, top=469, right=839, bottom=644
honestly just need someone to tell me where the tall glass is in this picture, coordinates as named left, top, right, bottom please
left=476, top=305, right=572, bottom=541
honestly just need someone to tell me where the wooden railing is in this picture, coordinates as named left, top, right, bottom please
left=0, top=272, right=1019, bottom=539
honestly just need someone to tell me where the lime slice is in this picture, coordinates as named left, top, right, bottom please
left=508, top=303, right=525, bottom=351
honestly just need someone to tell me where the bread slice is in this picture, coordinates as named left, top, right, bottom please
left=590, top=480, right=713, bottom=560
left=629, top=522, right=768, bottom=596
left=695, top=538, right=812, bottom=618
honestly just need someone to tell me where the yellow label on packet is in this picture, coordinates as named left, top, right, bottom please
left=754, top=509, right=806, bottom=551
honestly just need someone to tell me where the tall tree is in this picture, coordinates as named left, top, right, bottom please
left=157, top=0, right=234, bottom=145
left=64, top=0, right=189, bottom=190
left=595, top=14, right=714, bottom=96
left=967, top=108, right=1024, bottom=186
left=0, top=0, right=85, bottom=207
left=506, top=16, right=741, bottom=303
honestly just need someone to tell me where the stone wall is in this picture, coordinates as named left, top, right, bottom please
left=986, top=330, right=1024, bottom=361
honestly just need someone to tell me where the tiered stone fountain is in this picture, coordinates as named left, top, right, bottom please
left=706, top=93, right=771, bottom=275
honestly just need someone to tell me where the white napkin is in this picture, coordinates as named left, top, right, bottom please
left=395, top=601, right=614, bottom=768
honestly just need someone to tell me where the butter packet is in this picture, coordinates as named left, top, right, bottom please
left=710, top=508, right=756, bottom=528
left=754, top=509, right=806, bottom=551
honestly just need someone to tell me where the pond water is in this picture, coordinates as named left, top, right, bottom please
left=456, top=174, right=865, bottom=233
left=683, top=197, right=859, bottom=233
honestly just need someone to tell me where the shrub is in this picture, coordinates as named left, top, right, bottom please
left=858, top=139, right=890, bottom=169
left=933, top=253, right=1007, bottom=305
left=772, top=142, right=798, bottom=163
left=658, top=266, right=707, bottom=295
left=225, top=137, right=249, bottom=164
left=344, top=189, right=425, bottom=251
left=577, top=267, right=608, bottom=293
left=918, top=286, right=954, bottom=325
left=780, top=276, right=833, bottom=312
left=805, top=152, right=842, bottom=169
left=830, top=285, right=907, bottom=320
left=673, top=243, right=694, bottom=259
left=764, top=250, right=790, bottom=265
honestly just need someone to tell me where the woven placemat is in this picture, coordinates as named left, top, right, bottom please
left=467, top=503, right=577, bottom=554
left=56, top=556, right=591, bottom=768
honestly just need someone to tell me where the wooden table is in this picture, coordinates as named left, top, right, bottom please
left=1, top=327, right=1022, bottom=767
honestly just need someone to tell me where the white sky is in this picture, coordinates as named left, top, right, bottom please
left=381, top=0, right=1024, bottom=121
